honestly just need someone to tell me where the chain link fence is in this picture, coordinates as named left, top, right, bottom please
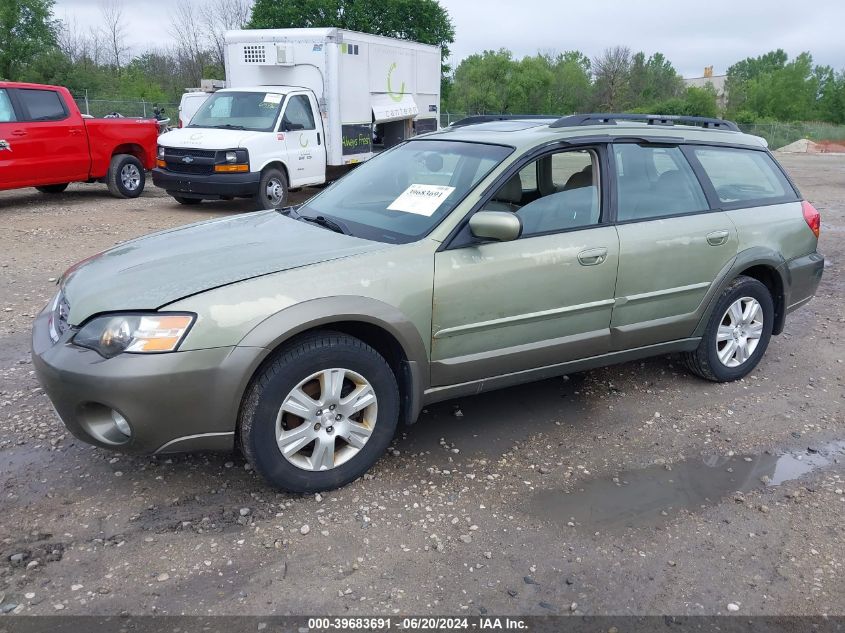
left=72, top=96, right=178, bottom=119
left=737, top=121, right=845, bottom=150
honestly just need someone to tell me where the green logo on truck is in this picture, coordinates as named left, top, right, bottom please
left=387, top=62, right=406, bottom=102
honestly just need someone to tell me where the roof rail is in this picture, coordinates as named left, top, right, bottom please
left=550, top=113, right=740, bottom=132
left=450, top=114, right=559, bottom=128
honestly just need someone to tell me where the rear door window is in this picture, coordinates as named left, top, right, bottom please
left=691, top=147, right=795, bottom=204
left=17, top=89, right=68, bottom=122
left=613, top=144, right=709, bottom=221
left=0, top=89, right=16, bottom=122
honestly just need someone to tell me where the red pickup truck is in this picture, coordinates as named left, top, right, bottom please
left=0, top=82, right=158, bottom=198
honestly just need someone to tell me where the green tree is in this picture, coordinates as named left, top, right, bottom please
left=247, top=0, right=454, bottom=75
left=627, top=51, right=683, bottom=107
left=0, top=0, right=59, bottom=80
left=446, top=49, right=515, bottom=113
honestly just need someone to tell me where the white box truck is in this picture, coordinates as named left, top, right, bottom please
left=153, top=28, right=441, bottom=209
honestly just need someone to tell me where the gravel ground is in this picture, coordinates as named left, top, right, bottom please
left=0, top=154, right=843, bottom=617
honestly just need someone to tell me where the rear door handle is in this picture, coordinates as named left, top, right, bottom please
left=69, top=128, right=83, bottom=136
left=317, top=132, right=321, bottom=145
left=706, top=230, right=730, bottom=246
left=11, top=129, right=26, bottom=137
left=578, top=247, right=608, bottom=266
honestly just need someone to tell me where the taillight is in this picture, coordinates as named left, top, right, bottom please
left=177, top=117, right=183, bottom=129
left=802, top=200, right=820, bottom=238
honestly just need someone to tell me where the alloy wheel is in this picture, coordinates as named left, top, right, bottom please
left=275, top=368, right=378, bottom=471
left=716, top=296, right=764, bottom=367
left=121, top=164, right=141, bottom=191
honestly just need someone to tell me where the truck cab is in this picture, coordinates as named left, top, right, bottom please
left=153, top=86, right=326, bottom=208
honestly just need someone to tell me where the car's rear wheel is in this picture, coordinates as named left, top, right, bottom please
left=172, top=195, right=202, bottom=206
left=36, top=183, right=69, bottom=194
left=684, top=275, right=774, bottom=382
left=255, top=167, right=287, bottom=210
left=239, top=332, right=399, bottom=492
left=107, top=154, right=145, bottom=198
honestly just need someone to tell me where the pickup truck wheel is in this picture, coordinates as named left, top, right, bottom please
left=172, top=195, right=202, bottom=206
left=35, top=183, right=69, bottom=194
left=256, top=168, right=287, bottom=210
left=107, top=154, right=145, bottom=199
left=684, top=275, right=774, bottom=382
left=239, top=332, right=399, bottom=493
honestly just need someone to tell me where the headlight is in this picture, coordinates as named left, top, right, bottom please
left=73, top=313, right=195, bottom=358
left=225, top=151, right=238, bottom=163
left=157, top=146, right=165, bottom=159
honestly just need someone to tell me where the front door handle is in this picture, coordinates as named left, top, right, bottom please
left=706, top=230, right=730, bottom=246
left=11, top=129, right=26, bottom=137
left=578, top=247, right=608, bottom=266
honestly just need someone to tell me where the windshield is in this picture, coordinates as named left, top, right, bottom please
left=299, top=140, right=512, bottom=243
left=188, top=91, right=284, bottom=132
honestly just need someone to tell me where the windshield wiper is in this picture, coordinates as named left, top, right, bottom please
left=298, top=214, right=350, bottom=235
left=209, top=124, right=245, bottom=130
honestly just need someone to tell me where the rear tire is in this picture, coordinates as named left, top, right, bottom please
left=172, top=195, right=202, bottom=206
left=239, top=332, right=399, bottom=493
left=684, top=275, right=774, bottom=382
left=107, top=154, right=145, bottom=199
left=36, top=183, right=69, bottom=194
left=255, top=167, right=287, bottom=210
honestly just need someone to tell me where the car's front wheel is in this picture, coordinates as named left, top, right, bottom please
left=684, top=275, right=774, bottom=382
left=255, top=167, right=287, bottom=210
left=239, top=332, right=399, bottom=492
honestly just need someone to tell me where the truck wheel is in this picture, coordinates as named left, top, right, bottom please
left=255, top=167, right=287, bottom=210
left=683, top=275, right=774, bottom=382
left=239, top=331, right=400, bottom=493
left=35, top=184, right=69, bottom=194
left=172, top=195, right=202, bottom=206
left=107, top=154, right=145, bottom=199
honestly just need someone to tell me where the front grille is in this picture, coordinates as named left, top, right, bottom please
left=164, top=162, right=214, bottom=175
left=166, top=148, right=216, bottom=159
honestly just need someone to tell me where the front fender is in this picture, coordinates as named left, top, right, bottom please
left=236, top=295, right=430, bottom=423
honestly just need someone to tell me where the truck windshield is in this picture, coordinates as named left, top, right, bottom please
left=188, top=91, right=284, bottom=132
left=298, top=140, right=512, bottom=244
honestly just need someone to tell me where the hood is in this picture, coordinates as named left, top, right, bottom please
left=61, top=211, right=389, bottom=325
left=158, top=127, right=266, bottom=150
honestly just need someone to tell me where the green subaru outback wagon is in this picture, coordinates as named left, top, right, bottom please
left=32, top=113, right=824, bottom=492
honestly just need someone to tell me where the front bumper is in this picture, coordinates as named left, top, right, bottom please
left=31, top=308, right=263, bottom=455
left=152, top=168, right=260, bottom=200
left=783, top=251, right=824, bottom=314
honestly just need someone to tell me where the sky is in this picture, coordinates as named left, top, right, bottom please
left=53, top=0, right=845, bottom=78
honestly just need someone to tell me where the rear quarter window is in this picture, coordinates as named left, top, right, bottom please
left=692, top=147, right=796, bottom=205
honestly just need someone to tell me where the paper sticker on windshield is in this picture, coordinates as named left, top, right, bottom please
left=263, top=93, right=283, bottom=104
left=387, top=184, right=456, bottom=216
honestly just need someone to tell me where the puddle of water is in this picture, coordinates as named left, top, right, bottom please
left=529, top=441, right=845, bottom=532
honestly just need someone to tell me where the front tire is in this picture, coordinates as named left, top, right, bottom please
left=239, top=332, right=399, bottom=493
left=684, top=275, right=774, bottom=382
left=36, top=183, right=69, bottom=194
left=255, top=167, right=287, bottom=210
left=107, top=154, right=145, bottom=198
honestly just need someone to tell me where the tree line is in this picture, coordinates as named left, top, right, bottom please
left=1, top=0, right=844, bottom=125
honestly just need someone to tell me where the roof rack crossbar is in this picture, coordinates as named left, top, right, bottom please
left=550, top=113, right=739, bottom=132
left=449, top=114, right=560, bottom=128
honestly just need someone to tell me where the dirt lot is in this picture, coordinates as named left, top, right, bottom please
left=0, top=155, right=843, bottom=616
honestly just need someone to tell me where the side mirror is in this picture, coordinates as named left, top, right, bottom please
left=469, top=211, right=522, bottom=242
